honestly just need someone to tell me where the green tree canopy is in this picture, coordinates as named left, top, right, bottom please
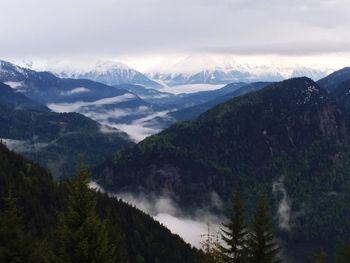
left=247, top=196, right=281, bottom=263
left=0, top=195, right=34, bottom=263
left=220, top=191, right=248, bottom=263
left=55, top=164, right=118, bottom=263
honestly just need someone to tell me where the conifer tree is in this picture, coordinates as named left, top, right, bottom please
left=0, top=195, right=34, bottom=263
left=247, top=196, right=281, bottom=263
left=312, top=251, right=327, bottom=263
left=336, top=244, right=350, bottom=263
left=55, top=164, right=118, bottom=263
left=219, top=191, right=248, bottom=263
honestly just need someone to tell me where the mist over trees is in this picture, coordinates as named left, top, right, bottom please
left=0, top=142, right=205, bottom=263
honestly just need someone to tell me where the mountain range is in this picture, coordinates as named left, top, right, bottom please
left=22, top=57, right=331, bottom=88
left=0, top=82, right=133, bottom=179
left=170, top=82, right=271, bottom=121
left=0, top=60, right=166, bottom=141
left=3, top=55, right=350, bottom=261
left=147, top=56, right=330, bottom=86
left=0, top=81, right=49, bottom=112
left=55, top=61, right=162, bottom=88
left=0, top=60, right=273, bottom=141
left=93, top=76, right=350, bottom=261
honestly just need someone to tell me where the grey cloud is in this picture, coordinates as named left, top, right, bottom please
left=201, top=41, right=350, bottom=56
left=0, top=0, right=349, bottom=58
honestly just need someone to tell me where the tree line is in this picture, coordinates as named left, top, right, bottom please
left=201, top=192, right=350, bottom=263
left=0, top=164, right=120, bottom=263
left=1, top=155, right=349, bottom=262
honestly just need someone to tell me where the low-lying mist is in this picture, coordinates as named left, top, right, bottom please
left=89, top=181, right=224, bottom=248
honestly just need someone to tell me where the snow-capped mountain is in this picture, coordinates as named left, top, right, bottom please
left=16, top=56, right=332, bottom=89
left=0, top=60, right=36, bottom=83
left=0, top=60, right=169, bottom=141
left=149, top=70, right=252, bottom=85
left=148, top=68, right=282, bottom=86
left=26, top=60, right=162, bottom=88
left=290, top=67, right=330, bottom=81
left=147, top=55, right=331, bottom=86
left=67, top=61, right=161, bottom=88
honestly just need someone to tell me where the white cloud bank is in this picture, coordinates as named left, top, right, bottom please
left=47, top=93, right=137, bottom=113
left=110, top=110, right=171, bottom=142
left=89, top=181, right=224, bottom=248
left=60, top=87, right=90, bottom=96
left=161, top=84, right=225, bottom=94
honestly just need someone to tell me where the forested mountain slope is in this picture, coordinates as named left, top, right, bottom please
left=317, top=67, right=350, bottom=92
left=94, top=77, right=350, bottom=261
left=170, top=82, right=270, bottom=121
left=0, top=82, right=133, bottom=178
left=0, top=143, right=204, bottom=263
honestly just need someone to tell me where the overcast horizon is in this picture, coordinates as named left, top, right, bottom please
left=1, top=0, right=350, bottom=72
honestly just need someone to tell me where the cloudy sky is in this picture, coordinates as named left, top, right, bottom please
left=1, top=0, right=350, bottom=70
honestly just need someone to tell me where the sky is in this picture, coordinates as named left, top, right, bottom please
left=1, top=0, right=350, bottom=71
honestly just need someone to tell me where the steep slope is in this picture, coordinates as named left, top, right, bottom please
left=290, top=67, right=328, bottom=81
left=0, top=143, right=204, bottom=263
left=94, top=77, right=350, bottom=260
left=152, top=82, right=246, bottom=110
left=0, top=83, right=133, bottom=178
left=95, top=77, right=347, bottom=206
left=0, top=106, right=133, bottom=179
left=51, top=60, right=162, bottom=88
left=317, top=67, right=350, bottom=92
left=69, top=61, right=162, bottom=88
left=0, top=60, right=130, bottom=103
left=330, top=79, right=350, bottom=108
left=0, top=60, right=165, bottom=138
left=150, top=69, right=280, bottom=86
left=0, top=82, right=49, bottom=111
left=109, top=83, right=250, bottom=136
left=171, top=82, right=271, bottom=121
left=186, top=69, right=252, bottom=85
left=148, top=55, right=329, bottom=86
left=147, top=55, right=285, bottom=86
left=113, top=84, right=176, bottom=104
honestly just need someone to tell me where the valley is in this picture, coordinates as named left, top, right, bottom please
left=1, top=58, right=350, bottom=262
left=3, top=1, right=350, bottom=262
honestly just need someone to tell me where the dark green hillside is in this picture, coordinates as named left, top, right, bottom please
left=0, top=60, right=131, bottom=104
left=94, top=77, right=350, bottom=260
left=317, top=67, right=350, bottom=92
left=95, top=77, right=347, bottom=207
left=0, top=142, right=62, bottom=236
left=0, top=82, right=49, bottom=111
left=331, top=79, right=350, bottom=109
left=0, top=103, right=133, bottom=179
left=170, top=82, right=270, bottom=121
left=0, top=143, right=204, bottom=263
left=0, top=81, right=134, bottom=179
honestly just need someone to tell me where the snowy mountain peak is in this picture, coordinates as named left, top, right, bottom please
left=291, top=67, right=333, bottom=80
left=146, top=55, right=333, bottom=86
left=0, top=60, right=34, bottom=82
left=92, top=60, right=133, bottom=72
left=0, top=60, right=25, bottom=73
left=69, top=61, right=162, bottom=88
left=16, top=59, right=162, bottom=88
